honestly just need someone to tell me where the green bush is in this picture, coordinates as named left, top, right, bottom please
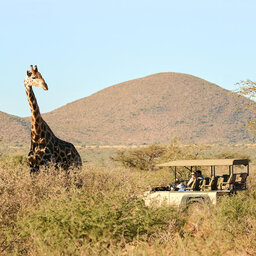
left=0, top=153, right=28, bottom=168
left=0, top=163, right=184, bottom=255
left=111, top=138, right=208, bottom=171
left=112, top=144, right=166, bottom=170
left=214, top=151, right=250, bottom=160
left=16, top=192, right=179, bottom=255
left=216, top=190, right=256, bottom=235
left=1, top=146, right=256, bottom=255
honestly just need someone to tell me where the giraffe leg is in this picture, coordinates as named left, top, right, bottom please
left=28, top=151, right=40, bottom=174
left=30, top=165, right=39, bottom=175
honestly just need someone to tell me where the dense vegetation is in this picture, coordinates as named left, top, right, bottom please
left=235, top=79, right=256, bottom=140
left=0, top=144, right=256, bottom=255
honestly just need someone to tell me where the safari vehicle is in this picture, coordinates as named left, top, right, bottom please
left=144, top=159, right=249, bottom=209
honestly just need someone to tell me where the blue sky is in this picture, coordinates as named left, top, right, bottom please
left=1, top=0, right=256, bottom=117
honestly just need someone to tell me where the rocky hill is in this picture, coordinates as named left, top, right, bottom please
left=42, top=72, right=254, bottom=145
left=0, top=111, right=30, bottom=146
left=1, top=72, right=254, bottom=147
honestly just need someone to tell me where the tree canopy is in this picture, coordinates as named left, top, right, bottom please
left=235, top=80, right=256, bottom=140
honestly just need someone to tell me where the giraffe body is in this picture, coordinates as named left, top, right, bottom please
left=25, top=65, right=82, bottom=173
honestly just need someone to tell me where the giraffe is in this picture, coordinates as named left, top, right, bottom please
left=24, top=65, right=82, bottom=173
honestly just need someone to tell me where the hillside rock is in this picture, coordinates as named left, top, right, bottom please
left=0, top=111, right=30, bottom=146
left=42, top=72, right=254, bottom=144
left=1, top=72, right=254, bottom=146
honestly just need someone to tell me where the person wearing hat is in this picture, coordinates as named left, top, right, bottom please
left=187, top=170, right=203, bottom=187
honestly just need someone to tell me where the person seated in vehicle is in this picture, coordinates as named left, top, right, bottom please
left=196, top=170, right=204, bottom=180
left=187, top=170, right=204, bottom=188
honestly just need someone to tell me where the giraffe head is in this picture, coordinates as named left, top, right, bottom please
left=25, top=65, right=48, bottom=90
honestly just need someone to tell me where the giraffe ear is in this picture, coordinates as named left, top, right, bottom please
left=34, top=65, right=38, bottom=72
left=30, top=65, right=36, bottom=75
left=27, top=71, right=32, bottom=77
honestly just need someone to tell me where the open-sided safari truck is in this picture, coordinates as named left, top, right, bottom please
left=144, top=159, right=249, bottom=209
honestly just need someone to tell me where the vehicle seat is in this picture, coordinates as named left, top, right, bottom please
left=200, top=177, right=210, bottom=191
left=238, top=173, right=248, bottom=183
left=218, top=174, right=236, bottom=190
left=217, top=176, right=224, bottom=190
left=234, top=173, right=248, bottom=190
left=203, top=176, right=218, bottom=191
left=211, top=176, right=218, bottom=190
left=222, top=174, right=230, bottom=182
left=191, top=179, right=201, bottom=191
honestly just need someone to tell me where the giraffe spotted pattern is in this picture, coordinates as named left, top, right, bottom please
left=25, top=65, right=82, bottom=173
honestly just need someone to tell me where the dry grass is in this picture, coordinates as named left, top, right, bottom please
left=0, top=152, right=256, bottom=255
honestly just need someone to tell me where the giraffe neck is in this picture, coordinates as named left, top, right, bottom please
left=24, top=82, right=43, bottom=141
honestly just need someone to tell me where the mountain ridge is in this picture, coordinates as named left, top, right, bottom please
left=0, top=72, right=254, bottom=146
left=42, top=72, right=254, bottom=145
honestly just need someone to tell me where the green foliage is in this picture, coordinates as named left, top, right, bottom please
left=214, top=151, right=250, bottom=160
left=112, top=137, right=210, bottom=171
left=0, top=163, right=183, bottom=255
left=0, top=153, right=27, bottom=168
left=112, top=144, right=166, bottom=170
left=235, top=80, right=256, bottom=100
left=17, top=194, right=177, bottom=255
left=160, top=137, right=209, bottom=162
left=215, top=190, right=256, bottom=241
left=1, top=149, right=256, bottom=255
left=235, top=80, right=256, bottom=140
left=218, top=191, right=256, bottom=220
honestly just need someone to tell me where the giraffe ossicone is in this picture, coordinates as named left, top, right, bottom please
left=25, top=65, right=82, bottom=173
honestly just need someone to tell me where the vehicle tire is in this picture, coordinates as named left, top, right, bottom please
left=181, top=197, right=205, bottom=212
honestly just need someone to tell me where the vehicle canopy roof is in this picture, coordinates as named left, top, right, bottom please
left=156, top=159, right=249, bottom=167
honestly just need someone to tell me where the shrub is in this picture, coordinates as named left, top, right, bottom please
left=1, top=147, right=256, bottom=255
left=216, top=190, right=256, bottom=234
left=214, top=151, right=250, bottom=160
left=0, top=153, right=28, bottom=168
left=111, top=144, right=166, bottom=170
left=111, top=137, right=209, bottom=171
left=0, top=163, right=183, bottom=255
left=16, top=193, right=179, bottom=255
